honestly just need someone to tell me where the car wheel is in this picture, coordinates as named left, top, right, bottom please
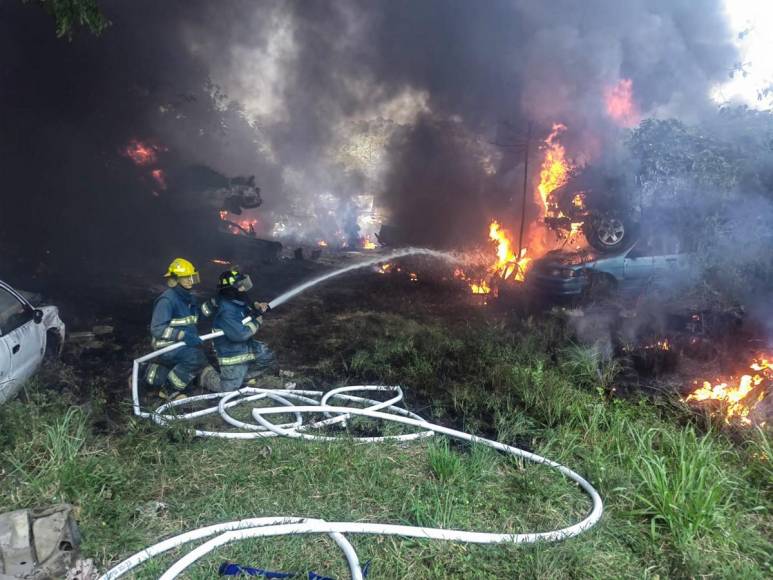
left=584, top=213, right=638, bottom=253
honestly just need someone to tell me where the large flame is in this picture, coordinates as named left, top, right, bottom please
left=684, top=355, right=770, bottom=425
left=537, top=123, right=572, bottom=214
left=604, top=79, right=640, bottom=128
left=535, top=124, right=585, bottom=247
left=457, top=123, right=586, bottom=298
left=456, top=221, right=532, bottom=296
left=489, top=221, right=531, bottom=282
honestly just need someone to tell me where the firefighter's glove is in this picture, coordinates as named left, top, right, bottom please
left=253, top=302, right=270, bottom=313
left=244, top=316, right=262, bottom=336
left=182, top=328, right=203, bottom=347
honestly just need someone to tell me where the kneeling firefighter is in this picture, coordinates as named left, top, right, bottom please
left=207, top=269, right=278, bottom=392
left=145, top=258, right=211, bottom=400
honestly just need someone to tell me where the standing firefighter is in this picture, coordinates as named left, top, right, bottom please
left=145, top=258, right=209, bottom=400
left=210, top=269, right=278, bottom=391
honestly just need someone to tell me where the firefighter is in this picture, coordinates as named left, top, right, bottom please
left=144, top=258, right=209, bottom=400
left=208, top=269, right=278, bottom=392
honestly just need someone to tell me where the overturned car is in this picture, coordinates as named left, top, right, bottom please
left=545, top=168, right=641, bottom=253
left=529, top=235, right=696, bottom=300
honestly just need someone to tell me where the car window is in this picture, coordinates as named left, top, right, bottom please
left=627, top=240, right=655, bottom=258
left=628, top=234, right=683, bottom=258
left=0, top=287, right=32, bottom=336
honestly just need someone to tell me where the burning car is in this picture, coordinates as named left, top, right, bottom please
left=544, top=167, right=640, bottom=253
left=529, top=236, right=695, bottom=300
left=0, top=280, right=65, bottom=404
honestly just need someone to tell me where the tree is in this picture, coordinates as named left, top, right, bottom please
left=627, top=113, right=773, bottom=303
left=22, top=0, right=108, bottom=39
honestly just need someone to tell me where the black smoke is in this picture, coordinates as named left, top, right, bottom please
left=0, top=0, right=740, bottom=273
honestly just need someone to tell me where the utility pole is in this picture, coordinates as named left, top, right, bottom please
left=517, top=121, right=532, bottom=259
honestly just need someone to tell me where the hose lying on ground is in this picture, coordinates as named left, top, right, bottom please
left=112, top=250, right=604, bottom=579
left=114, top=381, right=604, bottom=579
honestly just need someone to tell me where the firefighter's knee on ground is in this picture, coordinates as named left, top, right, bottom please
left=220, top=363, right=248, bottom=392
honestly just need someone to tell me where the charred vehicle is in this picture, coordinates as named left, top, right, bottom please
left=0, top=280, right=65, bottom=403
left=162, top=166, right=282, bottom=262
left=545, top=168, right=641, bottom=253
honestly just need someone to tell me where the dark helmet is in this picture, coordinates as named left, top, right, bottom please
left=217, top=269, right=253, bottom=293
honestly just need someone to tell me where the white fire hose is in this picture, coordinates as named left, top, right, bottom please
left=110, top=250, right=604, bottom=579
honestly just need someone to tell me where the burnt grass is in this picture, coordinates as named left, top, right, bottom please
left=4, top=253, right=772, bottom=577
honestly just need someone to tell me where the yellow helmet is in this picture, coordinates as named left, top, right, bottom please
left=165, top=258, right=199, bottom=281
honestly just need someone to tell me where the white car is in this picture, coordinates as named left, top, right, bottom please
left=0, top=280, right=66, bottom=404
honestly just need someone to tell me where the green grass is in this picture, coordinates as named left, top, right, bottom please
left=1, top=302, right=771, bottom=578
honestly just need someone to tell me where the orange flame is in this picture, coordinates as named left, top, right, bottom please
left=317, top=240, right=328, bottom=247
left=461, top=123, right=582, bottom=298
left=362, top=238, right=377, bottom=250
left=470, top=280, right=491, bottom=294
left=457, top=221, right=532, bottom=297
left=237, top=219, right=258, bottom=235
left=684, top=355, right=770, bottom=425
left=604, top=79, right=640, bottom=128
left=489, top=221, right=532, bottom=282
left=537, top=124, right=572, bottom=214
left=643, top=339, right=671, bottom=351
left=123, top=139, right=159, bottom=166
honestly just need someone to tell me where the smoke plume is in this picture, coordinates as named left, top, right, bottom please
left=0, top=0, right=739, bottom=272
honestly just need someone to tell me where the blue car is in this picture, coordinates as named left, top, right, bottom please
left=528, top=238, right=695, bottom=300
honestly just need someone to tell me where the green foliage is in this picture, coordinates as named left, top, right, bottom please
left=626, top=113, right=773, bottom=303
left=427, top=439, right=463, bottom=482
left=560, top=343, right=619, bottom=393
left=625, top=426, right=734, bottom=546
left=1, top=313, right=770, bottom=578
left=23, top=0, right=109, bottom=39
left=627, top=118, right=745, bottom=205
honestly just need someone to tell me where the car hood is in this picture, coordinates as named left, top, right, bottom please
left=539, top=249, right=601, bottom=267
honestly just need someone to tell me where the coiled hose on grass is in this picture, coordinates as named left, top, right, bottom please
left=110, top=250, right=604, bottom=579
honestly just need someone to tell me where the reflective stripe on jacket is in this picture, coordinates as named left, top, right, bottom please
left=212, top=297, right=262, bottom=365
left=150, top=286, right=200, bottom=349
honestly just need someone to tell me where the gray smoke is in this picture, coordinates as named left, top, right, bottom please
left=173, top=0, right=740, bottom=245
left=0, top=0, right=741, bottom=267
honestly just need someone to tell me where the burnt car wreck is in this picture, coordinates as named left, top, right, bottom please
left=544, top=168, right=641, bottom=253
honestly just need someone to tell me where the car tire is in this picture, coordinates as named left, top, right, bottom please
left=583, top=212, right=638, bottom=253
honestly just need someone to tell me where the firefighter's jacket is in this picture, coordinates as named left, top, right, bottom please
left=212, top=297, right=263, bottom=366
left=150, top=286, right=200, bottom=349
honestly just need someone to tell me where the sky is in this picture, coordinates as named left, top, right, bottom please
left=713, top=0, right=773, bottom=108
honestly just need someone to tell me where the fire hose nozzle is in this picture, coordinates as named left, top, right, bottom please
left=252, top=302, right=271, bottom=314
